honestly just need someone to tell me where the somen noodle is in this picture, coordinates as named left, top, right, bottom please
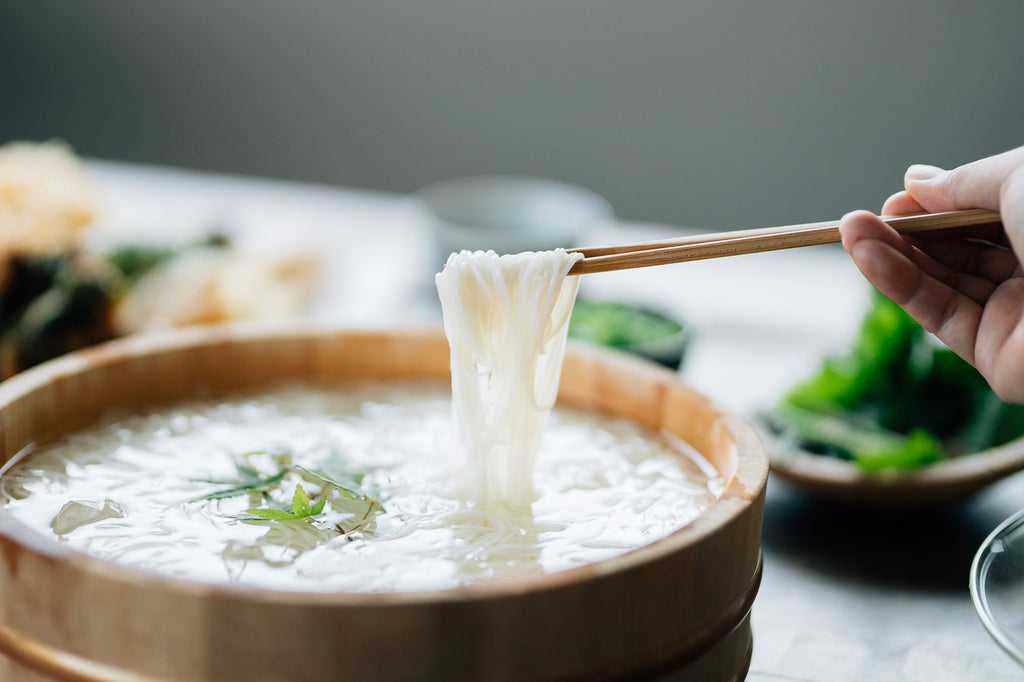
left=435, top=249, right=581, bottom=513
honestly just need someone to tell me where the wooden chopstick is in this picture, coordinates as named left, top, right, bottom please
left=567, top=208, right=1002, bottom=275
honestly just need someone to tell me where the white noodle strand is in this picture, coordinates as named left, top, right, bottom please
left=435, top=249, right=582, bottom=513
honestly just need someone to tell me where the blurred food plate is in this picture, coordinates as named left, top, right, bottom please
left=0, top=140, right=323, bottom=378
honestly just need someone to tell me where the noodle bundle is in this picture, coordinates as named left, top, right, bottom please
left=435, top=249, right=582, bottom=513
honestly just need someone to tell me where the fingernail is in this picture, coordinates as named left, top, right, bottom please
left=905, top=164, right=944, bottom=182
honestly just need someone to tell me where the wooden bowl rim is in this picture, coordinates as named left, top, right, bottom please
left=0, top=323, right=768, bottom=606
left=765, top=425, right=1024, bottom=502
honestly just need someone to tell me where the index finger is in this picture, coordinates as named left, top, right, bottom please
left=841, top=211, right=983, bottom=365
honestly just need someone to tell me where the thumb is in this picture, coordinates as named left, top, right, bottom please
left=903, top=146, right=1024, bottom=213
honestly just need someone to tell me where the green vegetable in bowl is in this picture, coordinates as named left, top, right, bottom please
left=767, top=290, right=1024, bottom=471
left=568, top=300, right=687, bottom=369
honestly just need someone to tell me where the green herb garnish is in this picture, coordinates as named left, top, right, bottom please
left=194, top=451, right=386, bottom=563
left=245, top=485, right=329, bottom=521
left=295, top=466, right=384, bottom=510
left=192, top=460, right=288, bottom=501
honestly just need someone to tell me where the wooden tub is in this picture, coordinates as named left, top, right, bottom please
left=0, top=326, right=767, bottom=682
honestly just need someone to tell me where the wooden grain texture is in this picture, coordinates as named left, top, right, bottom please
left=568, top=209, right=1002, bottom=274
left=0, top=325, right=768, bottom=681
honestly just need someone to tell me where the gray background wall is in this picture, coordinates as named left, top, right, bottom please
left=2, top=1, right=1022, bottom=229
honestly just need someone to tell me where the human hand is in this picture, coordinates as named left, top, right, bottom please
left=839, top=145, right=1024, bottom=403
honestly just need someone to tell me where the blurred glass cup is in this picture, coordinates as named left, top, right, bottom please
left=414, top=176, right=614, bottom=266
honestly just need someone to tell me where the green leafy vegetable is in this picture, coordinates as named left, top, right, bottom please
left=568, top=300, right=687, bottom=369
left=770, top=289, right=1024, bottom=471
left=768, top=403, right=945, bottom=471
left=569, top=301, right=682, bottom=348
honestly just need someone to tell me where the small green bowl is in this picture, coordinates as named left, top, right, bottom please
left=568, top=300, right=688, bottom=370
